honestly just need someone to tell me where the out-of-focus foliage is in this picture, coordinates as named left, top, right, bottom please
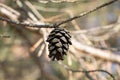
left=0, top=0, right=120, bottom=80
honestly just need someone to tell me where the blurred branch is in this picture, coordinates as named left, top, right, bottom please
left=24, top=1, right=45, bottom=20
left=58, top=62, right=115, bottom=80
left=0, top=3, right=20, bottom=20
left=71, top=39, right=120, bottom=63
left=65, top=10, right=80, bottom=30
left=38, top=0, right=78, bottom=3
left=35, top=5, right=63, bottom=12
left=72, top=23, right=120, bottom=41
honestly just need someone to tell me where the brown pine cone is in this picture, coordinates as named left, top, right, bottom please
left=46, top=28, right=72, bottom=61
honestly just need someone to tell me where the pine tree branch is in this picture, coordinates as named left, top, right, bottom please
left=56, top=0, right=118, bottom=27
left=0, top=0, right=118, bottom=28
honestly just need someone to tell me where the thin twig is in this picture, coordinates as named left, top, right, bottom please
left=58, top=62, right=115, bottom=80
left=67, top=69, right=115, bottom=80
left=56, top=0, right=118, bottom=27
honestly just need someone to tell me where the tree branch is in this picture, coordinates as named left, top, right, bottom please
left=0, top=17, right=55, bottom=28
left=56, top=0, right=118, bottom=27
left=0, top=0, right=118, bottom=28
left=71, top=39, right=120, bottom=63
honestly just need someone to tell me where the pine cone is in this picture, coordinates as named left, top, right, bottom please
left=46, top=28, right=72, bottom=61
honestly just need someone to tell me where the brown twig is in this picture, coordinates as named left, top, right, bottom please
left=56, top=0, right=118, bottom=27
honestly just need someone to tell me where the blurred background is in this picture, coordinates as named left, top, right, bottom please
left=0, top=0, right=120, bottom=80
